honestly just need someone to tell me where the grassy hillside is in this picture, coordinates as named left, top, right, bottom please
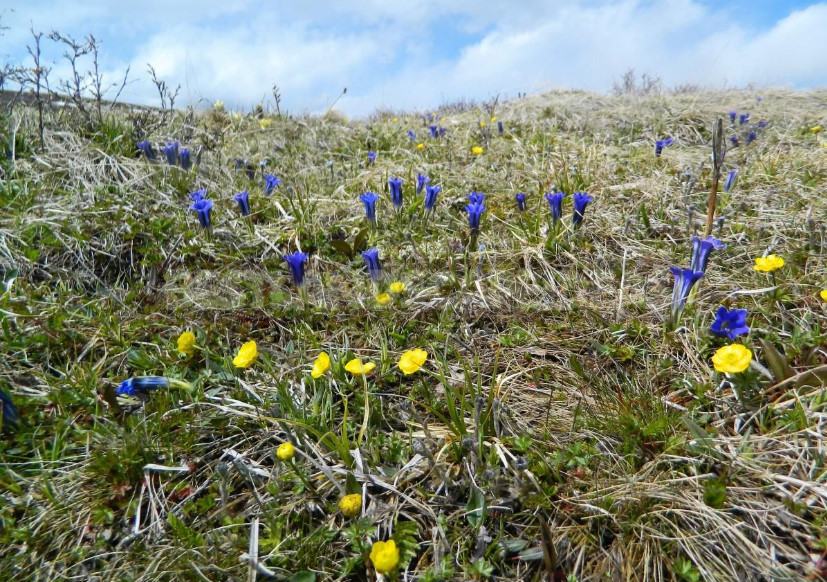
left=1, top=88, right=826, bottom=581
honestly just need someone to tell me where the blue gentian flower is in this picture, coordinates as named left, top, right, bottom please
left=497, top=121, right=503, bottom=134
left=0, top=389, right=20, bottom=429
left=137, top=140, right=155, bottom=160
left=235, top=158, right=244, bottom=170
left=263, top=174, right=281, bottom=196
left=572, top=192, right=594, bottom=228
left=729, top=110, right=737, bottom=124
left=746, top=131, right=757, bottom=145
left=515, top=192, right=527, bottom=211
left=655, top=137, right=674, bottom=157
left=162, top=141, right=179, bottom=165
left=234, top=190, right=250, bottom=216
left=189, top=188, right=207, bottom=202
left=690, top=235, right=726, bottom=273
left=180, top=148, right=192, bottom=171
left=367, top=152, right=377, bottom=165
left=388, top=177, right=404, bottom=208
left=670, top=267, right=704, bottom=323
left=190, top=198, right=213, bottom=229
left=730, top=135, right=739, bottom=147
left=756, top=96, right=762, bottom=103
left=117, top=376, right=170, bottom=396
left=724, top=169, right=738, bottom=193
left=739, top=113, right=749, bottom=125
left=283, top=251, right=309, bottom=287
left=424, top=184, right=440, bottom=211
left=757, top=120, right=768, bottom=129
left=710, top=306, right=750, bottom=340
left=360, top=192, right=379, bottom=222
left=465, top=200, right=486, bottom=230
left=545, top=192, right=564, bottom=224
left=361, top=248, right=382, bottom=280
left=467, top=191, right=486, bottom=205
left=429, top=125, right=439, bottom=138
left=416, top=173, right=429, bottom=195
left=408, top=130, right=416, bottom=140
left=439, top=127, right=447, bottom=137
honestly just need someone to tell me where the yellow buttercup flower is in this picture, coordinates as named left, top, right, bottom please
left=370, top=540, right=399, bottom=574
left=820, top=289, right=827, bottom=302
left=345, top=358, right=376, bottom=376
left=711, top=344, right=752, bottom=374
left=479, top=120, right=486, bottom=128
left=258, top=118, right=272, bottom=128
left=276, top=442, right=295, bottom=461
left=753, top=255, right=784, bottom=272
left=389, top=281, right=405, bottom=294
left=810, top=125, right=822, bottom=133
left=471, top=146, right=484, bottom=155
left=392, top=117, right=398, bottom=123
left=233, top=341, right=258, bottom=368
left=339, top=493, right=362, bottom=518
left=311, top=352, right=331, bottom=378
left=490, top=116, right=497, bottom=122
left=416, top=143, right=425, bottom=150
left=177, top=331, right=196, bottom=356
left=375, top=293, right=391, bottom=305
left=398, top=349, right=427, bottom=375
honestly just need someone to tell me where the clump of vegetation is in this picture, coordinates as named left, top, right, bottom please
left=1, top=38, right=826, bottom=579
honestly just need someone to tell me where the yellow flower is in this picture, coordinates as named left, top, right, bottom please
left=471, top=146, right=484, bottom=155
left=392, top=117, right=398, bottom=123
left=753, top=254, right=785, bottom=272
left=276, top=442, right=295, bottom=461
left=810, top=125, right=822, bottom=133
left=258, top=118, right=272, bottom=129
left=479, top=120, right=486, bottom=128
left=177, top=331, right=196, bottom=356
left=375, top=293, right=391, bottom=305
left=398, top=349, right=427, bottom=375
left=490, top=116, right=497, bottom=122
left=339, top=493, right=362, bottom=518
left=416, top=143, right=425, bottom=150
left=711, top=344, right=752, bottom=374
left=370, top=540, right=399, bottom=574
left=345, top=358, right=376, bottom=376
left=233, top=112, right=242, bottom=120
left=213, top=100, right=224, bottom=110
left=233, top=340, right=258, bottom=368
left=820, top=289, right=827, bottom=302
left=311, top=352, right=331, bottom=378
left=389, top=281, right=405, bottom=294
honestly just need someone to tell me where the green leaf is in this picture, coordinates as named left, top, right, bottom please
left=328, top=240, right=353, bottom=258
left=353, top=228, right=369, bottom=253
left=759, top=339, right=793, bottom=381
left=345, top=472, right=360, bottom=495
left=126, top=348, right=156, bottom=371
left=466, top=485, right=486, bottom=528
left=793, top=366, right=827, bottom=389
left=288, top=573, right=316, bottom=582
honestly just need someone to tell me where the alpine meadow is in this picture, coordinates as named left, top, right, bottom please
left=1, top=24, right=827, bottom=582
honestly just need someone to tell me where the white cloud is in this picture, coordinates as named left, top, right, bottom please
left=2, top=1, right=827, bottom=116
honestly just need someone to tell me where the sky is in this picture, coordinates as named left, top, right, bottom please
left=1, top=1, right=826, bottom=117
